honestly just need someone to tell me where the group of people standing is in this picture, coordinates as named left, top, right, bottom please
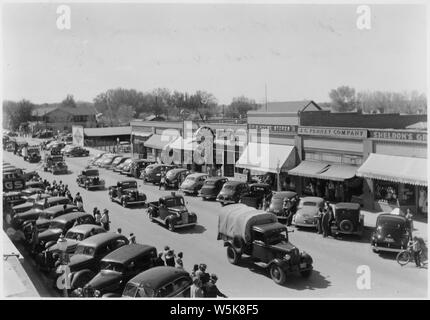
left=308, top=180, right=351, bottom=202
left=92, top=207, right=111, bottom=231
left=316, top=201, right=335, bottom=238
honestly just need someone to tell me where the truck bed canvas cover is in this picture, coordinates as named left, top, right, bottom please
left=217, top=204, right=278, bottom=243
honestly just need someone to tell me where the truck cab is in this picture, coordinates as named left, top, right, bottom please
left=108, top=180, right=146, bottom=207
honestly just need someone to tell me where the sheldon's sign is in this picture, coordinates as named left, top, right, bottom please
left=298, top=127, right=367, bottom=139
left=370, top=130, right=427, bottom=142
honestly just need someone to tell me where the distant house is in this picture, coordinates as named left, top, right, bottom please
left=256, top=100, right=322, bottom=113
left=31, top=105, right=98, bottom=132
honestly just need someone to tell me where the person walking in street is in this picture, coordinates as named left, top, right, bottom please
left=165, top=249, right=176, bottom=267
left=322, top=204, right=331, bottom=238
left=191, top=264, right=199, bottom=277
left=175, top=252, right=184, bottom=269
left=93, top=207, right=99, bottom=219
left=410, top=236, right=422, bottom=267
left=116, top=228, right=122, bottom=235
left=101, top=209, right=110, bottom=231
left=190, top=277, right=204, bottom=298
left=405, top=209, right=414, bottom=232
left=316, top=207, right=324, bottom=235
left=74, top=193, right=83, bottom=211
left=196, top=263, right=210, bottom=286
left=159, top=169, right=166, bottom=190
left=128, top=233, right=136, bottom=244
left=204, top=274, right=227, bottom=298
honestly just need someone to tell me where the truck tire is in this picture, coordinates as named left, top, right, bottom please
left=270, top=264, right=286, bottom=285
left=226, top=245, right=241, bottom=265
left=167, top=220, right=175, bottom=232
left=300, top=269, right=312, bottom=278
left=340, top=220, right=354, bottom=232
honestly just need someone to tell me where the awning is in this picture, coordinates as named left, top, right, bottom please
left=143, top=134, right=177, bottom=150
left=235, top=142, right=296, bottom=173
left=357, top=153, right=427, bottom=186
left=288, top=161, right=357, bottom=181
left=132, top=131, right=153, bottom=138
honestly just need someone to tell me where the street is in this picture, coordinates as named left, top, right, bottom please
left=3, top=145, right=427, bottom=298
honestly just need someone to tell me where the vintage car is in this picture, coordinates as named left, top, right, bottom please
left=77, top=168, right=105, bottom=190
left=268, top=191, right=299, bottom=224
left=63, top=146, right=90, bottom=157
left=88, top=152, right=106, bottom=166
left=11, top=193, right=51, bottom=216
left=49, top=142, right=66, bottom=155
left=371, top=213, right=411, bottom=253
left=198, top=176, right=228, bottom=200
left=164, top=168, right=191, bottom=190
left=75, top=244, right=157, bottom=297
left=12, top=196, right=71, bottom=228
left=109, top=157, right=130, bottom=171
left=330, top=203, right=364, bottom=238
left=19, top=187, right=44, bottom=201
left=24, top=146, right=41, bottom=163
left=94, top=153, right=114, bottom=167
left=108, top=180, right=147, bottom=207
left=218, top=204, right=313, bottom=285
left=292, top=197, right=325, bottom=229
left=99, top=155, right=123, bottom=169
left=179, top=173, right=208, bottom=195
left=43, top=155, right=68, bottom=174
left=36, top=211, right=96, bottom=252
left=240, top=183, right=273, bottom=209
left=25, top=180, right=46, bottom=189
left=63, top=233, right=129, bottom=290
left=33, top=204, right=79, bottom=232
left=147, top=193, right=197, bottom=231
left=122, top=266, right=193, bottom=298
left=40, top=224, right=106, bottom=269
left=141, top=164, right=174, bottom=184
left=124, top=159, right=155, bottom=178
left=113, top=158, right=133, bottom=173
left=216, top=181, right=250, bottom=206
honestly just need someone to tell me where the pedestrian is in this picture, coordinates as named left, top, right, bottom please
left=30, top=222, right=39, bottom=254
left=283, top=198, right=293, bottom=226
left=93, top=207, right=99, bottom=219
left=101, top=209, right=110, bottom=231
left=165, top=249, right=176, bottom=267
left=190, top=277, right=204, bottom=298
left=159, top=169, right=166, bottom=190
left=128, top=233, right=136, bottom=244
left=196, top=263, right=210, bottom=285
left=322, top=204, right=331, bottom=238
left=116, top=228, right=122, bottom=235
left=316, top=207, right=324, bottom=234
left=163, top=246, right=170, bottom=259
left=191, top=264, right=199, bottom=277
left=204, top=274, right=227, bottom=298
left=175, top=252, right=184, bottom=269
left=410, top=236, right=422, bottom=267
left=153, top=252, right=165, bottom=266
left=405, top=209, right=414, bottom=231
left=67, top=191, right=73, bottom=203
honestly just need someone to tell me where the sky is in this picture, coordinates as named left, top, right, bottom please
left=1, top=2, right=427, bottom=105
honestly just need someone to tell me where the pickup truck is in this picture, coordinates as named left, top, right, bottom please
left=217, top=204, right=313, bottom=285
left=43, top=155, right=68, bottom=175
left=147, top=193, right=197, bottom=231
left=108, top=180, right=146, bottom=207
left=77, top=168, right=105, bottom=190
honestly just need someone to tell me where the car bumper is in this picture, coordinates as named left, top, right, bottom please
left=293, top=221, right=317, bottom=228
left=125, top=200, right=146, bottom=205
left=371, top=245, right=403, bottom=253
left=174, top=222, right=197, bottom=229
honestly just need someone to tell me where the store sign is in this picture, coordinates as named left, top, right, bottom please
left=72, top=126, right=84, bottom=147
left=248, top=124, right=297, bottom=133
left=370, top=130, right=427, bottom=142
left=298, top=126, right=367, bottom=139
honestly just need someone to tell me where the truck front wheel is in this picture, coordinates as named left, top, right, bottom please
left=269, top=264, right=286, bottom=285
left=226, top=246, right=241, bottom=265
left=167, top=220, right=175, bottom=232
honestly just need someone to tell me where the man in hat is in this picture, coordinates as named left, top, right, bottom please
left=204, top=274, right=227, bottom=298
left=165, top=249, right=176, bottom=267
left=101, top=209, right=110, bottom=231
left=175, top=252, right=184, bottom=269
left=196, top=264, right=210, bottom=286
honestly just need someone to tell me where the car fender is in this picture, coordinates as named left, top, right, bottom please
left=300, top=251, right=313, bottom=265
left=70, top=269, right=96, bottom=290
left=268, top=258, right=289, bottom=270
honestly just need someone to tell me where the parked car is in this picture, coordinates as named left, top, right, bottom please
left=179, top=173, right=208, bottom=195
left=216, top=181, right=249, bottom=206
left=19, top=187, right=44, bottom=201
left=94, top=153, right=114, bottom=167
left=36, top=211, right=96, bottom=252
left=371, top=213, right=411, bottom=253
left=107, top=156, right=129, bottom=170
left=147, top=193, right=197, bottom=231
left=39, top=224, right=106, bottom=270
left=88, top=152, right=106, bottom=166
left=108, top=180, right=147, bottom=207
left=99, top=155, right=123, bottom=169
left=113, top=158, right=132, bottom=173
left=268, top=191, right=299, bottom=223
left=292, top=197, right=325, bottom=229
left=240, top=183, right=272, bottom=209
left=33, top=204, right=79, bottom=232
left=164, top=168, right=191, bottom=190
left=76, top=168, right=105, bottom=190
left=218, top=204, right=313, bottom=285
left=124, top=159, right=155, bottom=178
left=25, top=181, right=45, bottom=189
left=75, top=244, right=157, bottom=297
left=11, top=193, right=51, bottom=216
left=63, top=146, right=90, bottom=157
left=141, top=164, right=174, bottom=184
left=122, top=266, right=193, bottom=298
left=64, top=233, right=129, bottom=290
left=330, top=203, right=364, bottom=238
left=198, top=176, right=228, bottom=200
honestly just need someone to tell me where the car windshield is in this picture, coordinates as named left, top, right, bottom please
left=122, top=182, right=137, bottom=189
left=379, top=219, right=405, bottom=230
left=49, top=220, right=65, bottom=229
left=298, top=201, right=317, bottom=208
left=100, top=261, right=125, bottom=273
left=65, top=231, right=85, bottom=241
left=165, top=197, right=185, bottom=207
left=74, top=245, right=95, bottom=256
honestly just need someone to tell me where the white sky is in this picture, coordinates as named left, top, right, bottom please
left=1, top=2, right=427, bottom=105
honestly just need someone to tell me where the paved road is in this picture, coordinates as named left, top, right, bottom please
left=3, top=145, right=427, bottom=298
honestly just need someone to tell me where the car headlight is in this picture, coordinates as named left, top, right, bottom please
left=284, top=254, right=291, bottom=261
left=74, top=288, right=83, bottom=297
left=94, top=290, right=101, bottom=297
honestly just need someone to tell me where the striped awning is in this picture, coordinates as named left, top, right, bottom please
left=288, top=161, right=358, bottom=181
left=357, top=153, right=427, bottom=186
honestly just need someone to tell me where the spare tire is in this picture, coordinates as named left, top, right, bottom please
left=339, top=220, right=354, bottom=232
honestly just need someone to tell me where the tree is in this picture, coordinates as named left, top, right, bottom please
left=329, top=86, right=358, bottom=112
left=117, top=105, right=136, bottom=124
left=356, top=90, right=427, bottom=114
left=225, top=96, right=259, bottom=118
left=3, top=99, right=34, bottom=130
left=61, top=94, right=77, bottom=108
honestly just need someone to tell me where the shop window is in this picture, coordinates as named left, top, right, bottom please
left=375, top=180, right=399, bottom=204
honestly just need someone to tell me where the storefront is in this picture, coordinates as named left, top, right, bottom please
left=131, top=131, right=153, bottom=159
left=143, top=132, right=178, bottom=163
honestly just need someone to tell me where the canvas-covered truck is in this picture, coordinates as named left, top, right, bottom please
left=217, top=204, right=313, bottom=285
left=147, top=193, right=197, bottom=231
